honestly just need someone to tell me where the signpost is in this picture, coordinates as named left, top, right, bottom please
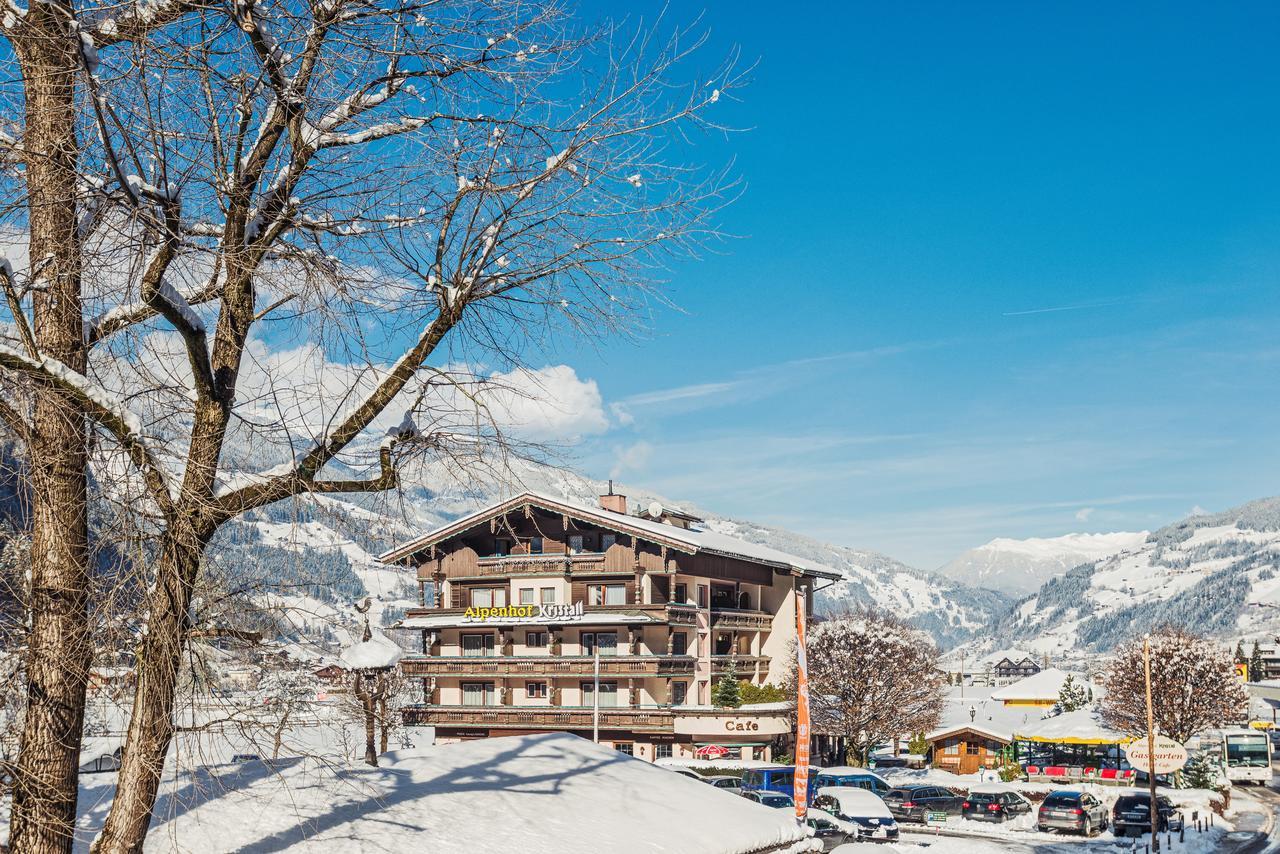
left=793, top=586, right=811, bottom=824
left=924, top=811, right=948, bottom=827
left=1123, top=735, right=1189, bottom=775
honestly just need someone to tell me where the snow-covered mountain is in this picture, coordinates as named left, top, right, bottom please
left=938, top=531, right=1149, bottom=597
left=214, top=453, right=1012, bottom=651
left=975, top=498, right=1280, bottom=667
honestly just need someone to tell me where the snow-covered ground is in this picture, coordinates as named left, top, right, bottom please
left=73, top=733, right=819, bottom=853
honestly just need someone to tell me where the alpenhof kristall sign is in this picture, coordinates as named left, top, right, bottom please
left=462, top=602, right=585, bottom=622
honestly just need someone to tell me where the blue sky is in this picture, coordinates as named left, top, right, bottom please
left=528, top=3, right=1280, bottom=568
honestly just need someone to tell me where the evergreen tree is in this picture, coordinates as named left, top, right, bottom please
left=907, top=732, right=929, bottom=756
left=1235, top=641, right=1247, bottom=665
left=1181, top=750, right=1223, bottom=790
left=1057, top=674, right=1089, bottom=713
left=1249, top=641, right=1266, bottom=682
left=714, top=660, right=742, bottom=708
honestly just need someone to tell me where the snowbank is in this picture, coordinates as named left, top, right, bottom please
left=141, top=732, right=819, bottom=853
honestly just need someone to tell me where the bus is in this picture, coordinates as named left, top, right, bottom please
left=1200, top=728, right=1274, bottom=784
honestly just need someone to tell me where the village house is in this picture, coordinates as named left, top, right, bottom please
left=378, top=487, right=838, bottom=762
left=989, top=667, right=1080, bottom=708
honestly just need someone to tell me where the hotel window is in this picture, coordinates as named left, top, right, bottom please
left=568, top=534, right=584, bottom=554
left=670, top=681, right=687, bottom=706
left=944, top=738, right=960, bottom=755
left=582, top=632, right=617, bottom=656
left=519, top=588, right=535, bottom=605
left=462, top=682, right=495, bottom=706
left=674, top=583, right=687, bottom=604
left=526, top=681, right=548, bottom=699
left=671, top=632, right=688, bottom=656
left=655, top=744, right=672, bottom=760
left=582, top=681, right=618, bottom=707
left=588, top=583, right=626, bottom=606
left=493, top=538, right=511, bottom=556
left=540, top=587, right=556, bottom=605
left=528, top=536, right=544, bottom=554
left=526, top=631, right=548, bottom=649
left=697, top=584, right=708, bottom=609
left=469, top=587, right=507, bottom=608
left=461, top=633, right=495, bottom=658
left=614, top=743, right=634, bottom=756
left=601, top=533, right=617, bottom=550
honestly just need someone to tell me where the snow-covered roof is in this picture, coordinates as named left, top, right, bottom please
left=379, top=490, right=842, bottom=580
left=990, top=668, right=1078, bottom=701
left=979, top=648, right=1036, bottom=666
left=143, top=733, right=817, bottom=854
left=339, top=630, right=403, bottom=670
left=927, top=698, right=1046, bottom=743
left=1012, top=707, right=1129, bottom=745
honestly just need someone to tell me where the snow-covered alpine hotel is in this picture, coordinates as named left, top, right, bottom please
left=379, top=488, right=837, bottom=761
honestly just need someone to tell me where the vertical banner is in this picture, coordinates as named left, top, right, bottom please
left=793, top=586, right=810, bottom=823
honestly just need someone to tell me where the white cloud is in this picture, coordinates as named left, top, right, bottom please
left=482, top=365, right=610, bottom=443
left=1074, top=507, right=1095, bottom=522
left=609, top=440, right=653, bottom=479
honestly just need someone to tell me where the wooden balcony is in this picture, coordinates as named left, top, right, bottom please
left=710, top=609, right=773, bottom=631
left=711, top=655, right=771, bottom=674
left=402, top=655, right=696, bottom=678
left=404, top=704, right=675, bottom=731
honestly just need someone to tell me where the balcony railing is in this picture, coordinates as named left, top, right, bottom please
left=710, top=609, right=773, bottom=631
left=711, top=655, right=771, bottom=673
left=402, top=655, right=696, bottom=678
left=404, top=704, right=675, bottom=731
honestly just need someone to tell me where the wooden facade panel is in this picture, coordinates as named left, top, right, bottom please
left=602, top=541, right=637, bottom=573
left=682, top=554, right=773, bottom=586
left=440, top=546, right=480, bottom=579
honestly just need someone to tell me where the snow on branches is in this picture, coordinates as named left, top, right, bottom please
left=793, top=613, right=945, bottom=765
left=1100, top=626, right=1249, bottom=742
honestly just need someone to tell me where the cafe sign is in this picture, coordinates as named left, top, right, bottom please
left=463, top=601, right=585, bottom=622
left=673, top=715, right=791, bottom=736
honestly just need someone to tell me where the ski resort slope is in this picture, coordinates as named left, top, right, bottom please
left=985, top=497, right=1280, bottom=663
left=938, top=531, right=1148, bottom=597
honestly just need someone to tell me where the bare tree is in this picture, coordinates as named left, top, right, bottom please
left=793, top=613, right=945, bottom=766
left=0, top=1, right=741, bottom=849
left=1101, top=627, right=1249, bottom=743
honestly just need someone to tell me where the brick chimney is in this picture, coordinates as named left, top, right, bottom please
left=599, top=480, right=627, bottom=514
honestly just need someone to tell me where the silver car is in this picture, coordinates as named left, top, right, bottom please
left=704, top=775, right=743, bottom=794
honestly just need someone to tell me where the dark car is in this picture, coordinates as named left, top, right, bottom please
left=804, top=810, right=851, bottom=851
left=1037, top=790, right=1107, bottom=836
left=882, top=785, right=964, bottom=823
left=1112, top=793, right=1184, bottom=837
left=961, top=790, right=1033, bottom=823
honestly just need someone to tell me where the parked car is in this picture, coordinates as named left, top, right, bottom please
left=1112, top=793, right=1184, bottom=837
left=664, top=766, right=703, bottom=781
left=1037, top=790, right=1108, bottom=836
left=813, top=787, right=900, bottom=842
left=812, top=767, right=890, bottom=798
left=703, top=775, right=743, bottom=794
left=870, top=755, right=909, bottom=769
left=804, top=808, right=853, bottom=851
left=742, top=790, right=795, bottom=810
left=960, top=789, right=1033, bottom=823
left=882, top=785, right=964, bottom=823
left=741, top=766, right=819, bottom=796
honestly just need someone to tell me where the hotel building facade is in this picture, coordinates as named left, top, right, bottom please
left=379, top=489, right=838, bottom=762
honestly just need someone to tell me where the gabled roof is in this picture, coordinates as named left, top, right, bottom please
left=990, top=667, right=1077, bottom=701
left=378, top=490, right=842, bottom=580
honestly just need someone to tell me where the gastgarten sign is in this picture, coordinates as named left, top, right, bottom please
left=1123, top=735, right=1188, bottom=774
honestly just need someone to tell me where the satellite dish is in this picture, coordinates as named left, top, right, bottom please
left=647, top=501, right=664, bottom=519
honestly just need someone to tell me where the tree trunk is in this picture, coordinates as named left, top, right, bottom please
left=9, top=11, right=90, bottom=854
left=90, top=533, right=203, bottom=854
left=377, top=688, right=389, bottom=754
left=360, top=677, right=377, bottom=767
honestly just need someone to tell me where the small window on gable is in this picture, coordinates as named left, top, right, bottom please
left=529, top=536, right=544, bottom=554
left=601, top=533, right=617, bottom=550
